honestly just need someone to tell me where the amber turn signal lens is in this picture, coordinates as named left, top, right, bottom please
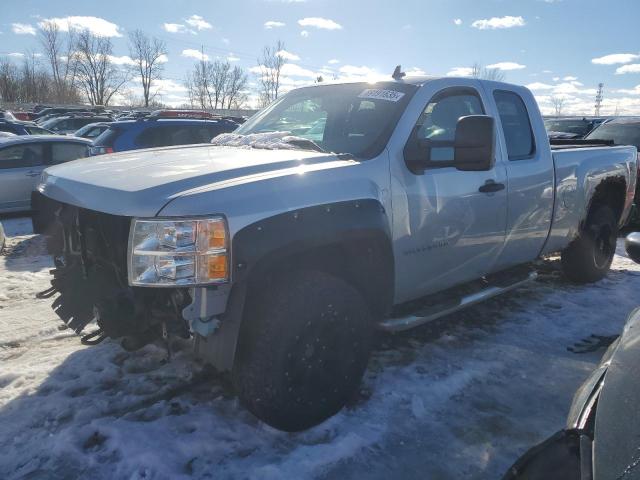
left=207, top=255, right=228, bottom=280
left=207, top=220, right=227, bottom=250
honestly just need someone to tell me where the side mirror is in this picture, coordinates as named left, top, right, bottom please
left=454, top=115, right=495, bottom=171
left=625, top=232, right=640, bottom=264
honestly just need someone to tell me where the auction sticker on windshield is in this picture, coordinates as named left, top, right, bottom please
left=358, top=89, right=406, bottom=102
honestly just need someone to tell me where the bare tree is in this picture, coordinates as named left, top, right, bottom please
left=224, top=66, right=248, bottom=109
left=257, top=40, right=285, bottom=107
left=184, top=59, right=248, bottom=110
left=39, top=20, right=80, bottom=103
left=0, top=59, right=21, bottom=103
left=551, top=96, right=565, bottom=116
left=74, top=29, right=130, bottom=105
left=471, top=62, right=506, bottom=82
left=128, top=30, right=167, bottom=107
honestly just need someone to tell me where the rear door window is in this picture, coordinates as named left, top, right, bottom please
left=50, top=143, right=89, bottom=165
left=493, top=90, right=536, bottom=160
left=0, top=144, right=45, bottom=169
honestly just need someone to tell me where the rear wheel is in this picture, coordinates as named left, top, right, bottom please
left=561, top=204, right=618, bottom=283
left=233, top=269, right=373, bottom=432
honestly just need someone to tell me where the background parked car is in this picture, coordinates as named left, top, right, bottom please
left=72, top=122, right=112, bottom=140
left=90, top=111, right=239, bottom=155
left=544, top=116, right=607, bottom=139
left=0, top=119, right=55, bottom=136
left=0, top=135, right=91, bottom=213
left=41, top=114, right=113, bottom=135
left=503, top=241, right=640, bottom=480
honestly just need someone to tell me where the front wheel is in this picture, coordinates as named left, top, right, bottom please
left=233, top=270, right=373, bottom=432
left=561, top=204, right=618, bottom=283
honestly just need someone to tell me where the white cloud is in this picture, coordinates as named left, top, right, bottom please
left=39, top=16, right=122, bottom=37
left=406, top=67, right=427, bottom=76
left=617, top=85, right=640, bottom=95
left=453, top=19, right=463, bottom=26
left=182, top=49, right=209, bottom=61
left=591, top=53, right=639, bottom=65
left=157, top=54, right=169, bottom=63
left=486, top=62, right=526, bottom=71
left=300, top=30, right=309, bottom=37
left=446, top=67, right=474, bottom=77
left=276, top=50, right=300, bottom=61
left=563, top=76, right=578, bottom=81
left=298, top=17, right=342, bottom=30
left=281, top=63, right=317, bottom=78
left=471, top=16, right=525, bottom=30
left=264, top=21, right=285, bottom=29
left=163, top=23, right=187, bottom=33
left=227, top=54, right=240, bottom=62
left=185, top=15, right=212, bottom=31
left=7, top=52, right=25, bottom=58
left=12, top=23, right=36, bottom=35
left=328, top=59, right=340, bottom=64
left=616, top=64, right=640, bottom=75
left=339, top=65, right=376, bottom=76
left=109, top=55, right=136, bottom=65
left=526, top=82, right=554, bottom=90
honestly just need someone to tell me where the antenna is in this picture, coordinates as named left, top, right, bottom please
left=392, top=65, right=406, bottom=80
left=594, top=83, right=604, bottom=116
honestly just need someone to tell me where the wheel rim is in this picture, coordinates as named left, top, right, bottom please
left=592, top=223, right=616, bottom=269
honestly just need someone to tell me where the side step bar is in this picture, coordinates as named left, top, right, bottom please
left=378, top=271, right=537, bottom=332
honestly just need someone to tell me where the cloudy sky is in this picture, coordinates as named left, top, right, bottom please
left=2, top=0, right=640, bottom=113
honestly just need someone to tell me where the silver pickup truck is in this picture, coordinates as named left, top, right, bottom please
left=33, top=75, right=637, bottom=431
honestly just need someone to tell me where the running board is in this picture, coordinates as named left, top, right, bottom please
left=378, top=271, right=537, bottom=332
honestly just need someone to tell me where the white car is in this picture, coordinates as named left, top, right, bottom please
left=0, top=135, right=92, bottom=213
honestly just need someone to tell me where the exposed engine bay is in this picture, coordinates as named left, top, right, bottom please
left=35, top=198, right=190, bottom=350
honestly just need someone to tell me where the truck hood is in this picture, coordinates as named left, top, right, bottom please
left=39, top=144, right=354, bottom=217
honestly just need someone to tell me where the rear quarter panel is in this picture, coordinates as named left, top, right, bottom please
left=542, top=145, right=637, bottom=254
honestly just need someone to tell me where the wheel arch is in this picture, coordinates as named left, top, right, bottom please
left=195, top=199, right=395, bottom=371
left=587, top=176, right=627, bottom=226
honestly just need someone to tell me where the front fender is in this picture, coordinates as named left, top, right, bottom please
left=194, top=199, right=395, bottom=371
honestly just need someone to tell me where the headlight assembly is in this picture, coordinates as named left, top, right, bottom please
left=128, top=217, right=229, bottom=287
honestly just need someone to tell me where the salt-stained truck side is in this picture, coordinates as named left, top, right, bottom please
left=33, top=75, right=637, bottom=431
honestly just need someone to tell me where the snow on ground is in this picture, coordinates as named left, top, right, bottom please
left=1, top=215, right=638, bottom=479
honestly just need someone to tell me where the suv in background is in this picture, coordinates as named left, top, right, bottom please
left=544, top=116, right=607, bottom=139
left=90, top=111, right=239, bottom=155
left=41, top=115, right=114, bottom=135
left=0, top=119, right=54, bottom=136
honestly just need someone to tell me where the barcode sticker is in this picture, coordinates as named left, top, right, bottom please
left=358, top=89, right=406, bottom=102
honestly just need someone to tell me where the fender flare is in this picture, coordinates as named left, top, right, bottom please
left=195, top=199, right=395, bottom=371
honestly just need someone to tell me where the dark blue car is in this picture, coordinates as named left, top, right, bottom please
left=90, top=111, right=240, bottom=155
left=0, top=119, right=54, bottom=136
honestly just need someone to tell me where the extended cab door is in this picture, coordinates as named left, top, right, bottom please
left=389, top=79, right=508, bottom=303
left=481, top=86, right=554, bottom=268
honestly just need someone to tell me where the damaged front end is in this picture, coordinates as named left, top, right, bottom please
left=35, top=199, right=191, bottom=350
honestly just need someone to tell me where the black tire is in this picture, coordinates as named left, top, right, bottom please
left=233, top=269, right=373, bottom=432
left=561, top=204, right=618, bottom=283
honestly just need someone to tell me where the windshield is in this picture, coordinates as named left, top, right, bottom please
left=544, top=119, right=593, bottom=136
left=585, top=123, right=640, bottom=149
left=234, top=82, right=417, bottom=158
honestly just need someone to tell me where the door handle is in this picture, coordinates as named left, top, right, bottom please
left=25, top=171, right=40, bottom=177
left=478, top=180, right=505, bottom=193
